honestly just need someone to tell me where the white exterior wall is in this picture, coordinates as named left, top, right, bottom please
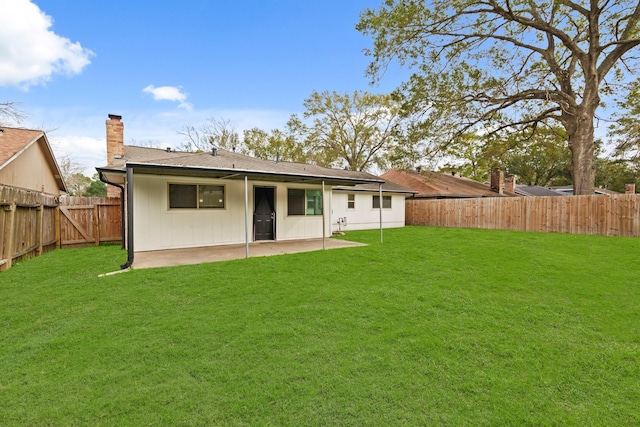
left=331, top=190, right=406, bottom=232
left=132, top=174, right=333, bottom=252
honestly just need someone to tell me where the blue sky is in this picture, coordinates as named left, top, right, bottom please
left=0, top=0, right=405, bottom=174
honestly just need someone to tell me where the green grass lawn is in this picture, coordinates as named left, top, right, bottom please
left=1, top=227, right=639, bottom=426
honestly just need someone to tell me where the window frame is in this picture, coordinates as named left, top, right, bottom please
left=287, top=188, right=324, bottom=216
left=168, top=183, right=226, bottom=210
left=372, top=195, right=392, bottom=209
left=347, top=193, right=355, bottom=209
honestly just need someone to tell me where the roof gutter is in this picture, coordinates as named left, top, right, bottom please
left=124, top=162, right=386, bottom=185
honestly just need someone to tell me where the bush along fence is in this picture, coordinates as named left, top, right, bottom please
left=0, top=184, right=122, bottom=271
left=406, top=194, right=640, bottom=238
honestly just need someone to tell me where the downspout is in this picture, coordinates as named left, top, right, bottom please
left=98, top=171, right=126, bottom=250
left=121, top=165, right=134, bottom=269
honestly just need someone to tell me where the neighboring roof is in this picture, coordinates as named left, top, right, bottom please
left=549, top=185, right=619, bottom=195
left=381, top=169, right=515, bottom=198
left=0, top=126, right=67, bottom=192
left=97, top=146, right=385, bottom=186
left=515, top=185, right=565, bottom=197
left=333, top=181, right=417, bottom=194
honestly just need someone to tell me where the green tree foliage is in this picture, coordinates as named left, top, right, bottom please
left=440, top=127, right=572, bottom=185
left=595, top=157, right=640, bottom=192
left=358, top=0, right=640, bottom=194
left=301, top=90, right=404, bottom=171
left=65, top=173, right=91, bottom=196
left=243, top=116, right=308, bottom=163
left=499, top=128, right=572, bottom=186
left=84, top=174, right=107, bottom=197
left=608, top=80, right=640, bottom=160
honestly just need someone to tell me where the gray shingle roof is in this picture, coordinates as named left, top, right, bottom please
left=515, top=185, right=565, bottom=197
left=97, top=146, right=384, bottom=185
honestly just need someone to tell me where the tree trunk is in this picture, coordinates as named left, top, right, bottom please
left=568, top=110, right=596, bottom=195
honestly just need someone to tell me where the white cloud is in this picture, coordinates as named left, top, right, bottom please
left=49, top=135, right=106, bottom=177
left=142, top=85, right=193, bottom=110
left=0, top=0, right=94, bottom=88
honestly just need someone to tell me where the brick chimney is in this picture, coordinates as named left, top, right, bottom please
left=490, top=168, right=504, bottom=194
left=625, top=183, right=636, bottom=194
left=106, top=114, right=124, bottom=197
left=505, top=174, right=517, bottom=193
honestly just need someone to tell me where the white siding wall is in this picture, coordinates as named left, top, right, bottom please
left=133, top=174, right=332, bottom=252
left=331, top=191, right=406, bottom=232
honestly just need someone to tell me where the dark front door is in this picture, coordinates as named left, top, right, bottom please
left=254, top=187, right=275, bottom=240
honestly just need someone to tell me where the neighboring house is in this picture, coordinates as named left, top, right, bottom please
left=97, top=115, right=395, bottom=268
left=0, top=126, right=66, bottom=195
left=331, top=182, right=416, bottom=232
left=513, top=185, right=566, bottom=197
left=382, top=168, right=517, bottom=198
left=549, top=185, right=619, bottom=196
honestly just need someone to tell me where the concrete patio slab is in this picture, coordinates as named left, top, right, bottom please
left=132, top=238, right=366, bottom=269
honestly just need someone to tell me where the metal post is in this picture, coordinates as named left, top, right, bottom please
left=379, top=183, right=383, bottom=243
left=322, top=180, right=326, bottom=250
left=244, top=175, right=249, bottom=258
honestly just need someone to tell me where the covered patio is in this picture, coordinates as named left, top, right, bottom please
left=133, top=238, right=366, bottom=269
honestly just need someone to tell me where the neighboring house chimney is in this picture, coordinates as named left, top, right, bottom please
left=505, top=174, right=516, bottom=193
left=625, top=183, right=636, bottom=194
left=490, top=168, right=504, bottom=194
left=106, top=114, right=124, bottom=198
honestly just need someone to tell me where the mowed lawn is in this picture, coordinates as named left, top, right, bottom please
left=1, top=227, right=639, bottom=426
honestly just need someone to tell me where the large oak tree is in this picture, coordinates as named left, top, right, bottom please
left=358, top=0, right=640, bottom=194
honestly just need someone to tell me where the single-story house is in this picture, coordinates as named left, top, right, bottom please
left=97, top=115, right=405, bottom=268
left=0, top=126, right=67, bottom=194
left=331, top=182, right=416, bottom=232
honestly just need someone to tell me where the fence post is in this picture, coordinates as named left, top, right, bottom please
left=1, top=203, right=16, bottom=271
left=94, top=203, right=100, bottom=246
left=55, top=205, right=61, bottom=249
left=36, top=204, right=44, bottom=256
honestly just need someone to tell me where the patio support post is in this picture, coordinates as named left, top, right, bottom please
left=379, top=183, right=383, bottom=243
left=244, top=175, right=249, bottom=259
left=322, top=180, right=326, bottom=250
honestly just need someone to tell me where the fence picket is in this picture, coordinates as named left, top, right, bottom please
left=406, top=194, right=640, bottom=238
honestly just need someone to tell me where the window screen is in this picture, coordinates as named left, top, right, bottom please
left=169, top=184, right=197, bottom=208
left=373, top=195, right=392, bottom=209
left=199, top=185, right=225, bottom=208
left=287, top=189, right=305, bottom=215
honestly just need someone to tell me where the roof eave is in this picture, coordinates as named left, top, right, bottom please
left=98, top=162, right=385, bottom=186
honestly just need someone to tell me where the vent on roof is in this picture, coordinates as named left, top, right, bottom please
left=211, top=147, right=217, bottom=156
left=166, top=147, right=172, bottom=152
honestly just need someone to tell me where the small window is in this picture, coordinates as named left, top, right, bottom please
left=347, top=194, right=355, bottom=209
left=373, top=195, right=392, bottom=209
left=288, top=189, right=323, bottom=216
left=169, top=183, right=225, bottom=209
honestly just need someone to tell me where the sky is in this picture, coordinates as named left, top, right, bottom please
left=0, top=0, right=405, bottom=175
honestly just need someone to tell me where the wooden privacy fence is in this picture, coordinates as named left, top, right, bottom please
left=59, top=196, right=122, bottom=248
left=0, top=184, right=122, bottom=271
left=406, top=194, right=640, bottom=237
left=1, top=185, right=59, bottom=271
